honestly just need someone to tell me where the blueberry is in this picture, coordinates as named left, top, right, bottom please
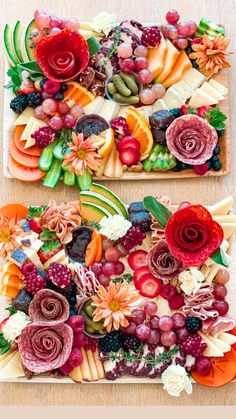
left=185, top=47, right=192, bottom=55
left=181, top=163, right=188, bottom=169
left=211, top=155, right=219, bottom=163
left=192, top=60, right=199, bottom=69
left=213, top=145, right=221, bottom=155
left=54, top=92, right=64, bottom=100
left=169, top=108, right=181, bottom=118
left=217, top=129, right=224, bottom=137
left=213, top=161, right=222, bottom=171
left=61, top=83, right=68, bottom=91
left=207, top=160, right=212, bottom=169
left=40, top=78, right=47, bottom=89
left=69, top=309, right=76, bottom=316
left=173, top=164, right=182, bottom=172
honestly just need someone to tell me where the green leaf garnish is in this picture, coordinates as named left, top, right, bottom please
left=5, top=306, right=17, bottom=316
left=81, top=219, right=101, bottom=230
left=40, top=228, right=57, bottom=241
left=40, top=240, right=62, bottom=254
left=113, top=273, right=133, bottom=284
left=0, top=332, right=11, bottom=355
left=27, top=205, right=46, bottom=219
left=210, top=247, right=229, bottom=267
left=143, top=196, right=172, bottom=228
left=18, top=61, right=43, bottom=75
left=205, top=106, right=227, bottom=130
left=108, top=345, right=179, bottom=367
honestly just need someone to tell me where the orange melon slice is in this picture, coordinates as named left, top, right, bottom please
left=155, top=39, right=180, bottom=83
left=147, top=35, right=168, bottom=79
left=10, top=140, right=39, bottom=168
left=8, top=156, right=45, bottom=182
left=14, top=126, right=41, bottom=157
left=126, top=108, right=153, bottom=158
left=63, top=82, right=95, bottom=107
left=162, top=50, right=192, bottom=88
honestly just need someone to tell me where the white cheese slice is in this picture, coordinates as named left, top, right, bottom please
left=209, top=78, right=228, bottom=96
left=169, top=80, right=194, bottom=102
left=83, top=97, right=104, bottom=115
left=213, top=215, right=236, bottom=223
left=217, top=333, right=236, bottom=345
left=164, top=89, right=185, bottom=109
left=0, top=351, right=17, bottom=370
left=0, top=350, right=14, bottom=364
left=209, top=196, right=234, bottom=216
left=0, top=351, right=25, bottom=379
left=207, top=335, right=231, bottom=353
left=182, top=68, right=206, bottom=90
left=117, top=106, right=130, bottom=118
left=23, top=248, right=44, bottom=269
left=188, top=89, right=219, bottom=107
left=205, top=264, right=220, bottom=283
left=29, top=239, right=44, bottom=252
left=13, top=107, right=35, bottom=126
left=19, top=117, right=37, bottom=141
left=198, top=332, right=224, bottom=357
left=138, top=105, right=153, bottom=121
left=99, top=99, right=120, bottom=121
left=43, top=249, right=66, bottom=269
left=201, top=82, right=225, bottom=101
left=220, top=223, right=236, bottom=240
left=152, top=99, right=169, bottom=112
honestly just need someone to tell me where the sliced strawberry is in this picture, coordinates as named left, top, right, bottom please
left=119, top=147, right=140, bottom=166
left=138, top=274, right=162, bottom=298
left=117, top=136, right=140, bottom=153
left=180, top=104, right=188, bottom=115
left=197, top=106, right=209, bottom=118
left=38, top=240, right=63, bottom=263
left=128, top=250, right=148, bottom=271
left=28, top=218, right=42, bottom=234
left=133, top=266, right=150, bottom=289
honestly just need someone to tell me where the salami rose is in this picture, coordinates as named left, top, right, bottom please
left=29, top=289, right=70, bottom=324
left=166, top=115, right=218, bottom=165
left=36, top=29, right=89, bottom=82
left=18, top=323, right=73, bottom=373
left=148, top=239, right=184, bottom=281
left=165, top=205, right=224, bottom=266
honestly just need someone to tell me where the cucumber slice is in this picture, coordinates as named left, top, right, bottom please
left=4, top=24, right=20, bottom=66
left=63, top=171, right=75, bottom=186
left=86, top=36, right=101, bottom=55
left=42, top=159, right=62, bottom=188
left=76, top=170, right=93, bottom=191
left=53, top=139, right=69, bottom=161
left=13, top=21, right=25, bottom=62
left=39, top=141, right=57, bottom=172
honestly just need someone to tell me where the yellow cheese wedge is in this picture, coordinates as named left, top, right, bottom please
left=188, top=89, right=219, bottom=107
left=201, top=82, right=225, bottom=101
left=24, top=120, right=47, bottom=149
left=218, top=332, right=236, bottom=345
left=0, top=349, right=14, bottom=364
left=79, top=21, right=93, bottom=31
left=0, top=350, right=17, bottom=370
left=136, top=106, right=153, bottom=121
left=86, top=349, right=99, bottom=381
left=13, top=107, right=35, bottom=126
left=80, top=348, right=92, bottom=381
left=83, top=97, right=103, bottom=115
left=209, top=196, right=234, bottom=216
left=117, top=106, right=129, bottom=118
left=99, top=99, right=120, bottom=122
left=79, top=29, right=98, bottom=39
left=213, top=215, right=236, bottom=223
left=209, top=78, right=228, bottom=96
left=0, top=351, right=25, bottom=379
left=207, top=335, right=231, bottom=353
left=93, top=349, right=105, bottom=379
left=182, top=68, right=206, bottom=89
left=220, top=223, right=236, bottom=240
left=69, top=365, right=83, bottom=382
left=19, top=117, right=36, bottom=141
left=205, top=264, right=220, bottom=283
left=169, top=80, right=194, bottom=102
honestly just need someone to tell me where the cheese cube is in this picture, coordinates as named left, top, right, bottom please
left=43, top=249, right=66, bottom=269
left=182, top=68, right=206, bottom=90
left=169, top=80, right=194, bottom=102
left=24, top=120, right=47, bottom=149
left=9, top=248, right=27, bottom=267
left=209, top=78, right=228, bottom=96
left=209, top=196, right=234, bottom=216
left=188, top=89, right=218, bottom=107
left=99, top=99, right=120, bottom=121
left=201, top=82, right=225, bottom=101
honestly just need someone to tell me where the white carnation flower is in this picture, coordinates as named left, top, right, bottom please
left=179, top=267, right=205, bottom=296
left=2, top=311, right=30, bottom=343
left=99, top=215, right=131, bottom=241
left=161, top=365, right=193, bottom=397
left=91, top=12, right=117, bottom=36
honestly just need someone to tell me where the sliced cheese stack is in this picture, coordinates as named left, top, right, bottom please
left=84, top=97, right=120, bottom=122
left=69, top=348, right=105, bottom=382
left=0, top=350, right=25, bottom=380
left=188, top=79, right=228, bottom=107
left=19, top=117, right=47, bottom=148
left=199, top=331, right=236, bottom=357
left=212, top=214, right=236, bottom=240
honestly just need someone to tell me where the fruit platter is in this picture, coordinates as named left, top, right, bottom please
left=3, top=9, right=233, bottom=187
left=0, top=187, right=236, bottom=396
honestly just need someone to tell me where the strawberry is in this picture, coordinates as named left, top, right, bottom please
left=27, top=205, right=46, bottom=234
left=38, top=240, right=63, bottom=264
left=28, top=218, right=42, bottom=234
left=18, top=79, right=35, bottom=95
left=197, top=106, right=209, bottom=118
left=180, top=104, right=188, bottom=115
left=117, top=136, right=140, bottom=153
left=128, top=250, right=148, bottom=271
left=133, top=266, right=150, bottom=290
left=193, top=162, right=209, bottom=176
left=138, top=273, right=162, bottom=298
left=119, top=147, right=140, bottom=166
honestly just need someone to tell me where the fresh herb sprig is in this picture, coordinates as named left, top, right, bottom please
left=109, top=345, right=179, bottom=367
left=113, top=273, right=133, bottom=284
left=5, top=61, right=44, bottom=93
left=205, top=106, right=227, bottom=130
left=107, top=26, right=122, bottom=59
left=81, top=219, right=101, bottom=230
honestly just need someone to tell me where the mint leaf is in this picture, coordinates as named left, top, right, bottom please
left=143, top=196, right=172, bottom=228
left=205, top=106, right=227, bottom=130
left=5, top=306, right=17, bottom=315
left=211, top=247, right=229, bottom=267
left=40, top=228, right=57, bottom=240
left=27, top=205, right=46, bottom=219
left=19, top=61, right=43, bottom=75
left=40, top=240, right=62, bottom=253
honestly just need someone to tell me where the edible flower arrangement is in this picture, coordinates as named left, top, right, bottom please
left=0, top=187, right=236, bottom=397
left=4, top=9, right=233, bottom=186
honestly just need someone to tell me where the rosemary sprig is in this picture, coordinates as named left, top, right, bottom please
left=112, top=273, right=133, bottom=284
left=107, top=26, right=122, bottom=59
left=81, top=219, right=101, bottom=230
left=109, top=345, right=179, bottom=368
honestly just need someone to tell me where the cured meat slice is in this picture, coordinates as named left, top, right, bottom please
left=18, top=323, right=73, bottom=373
left=166, top=114, right=218, bottom=165
left=148, top=239, right=184, bottom=281
left=183, top=283, right=218, bottom=320
left=202, top=316, right=235, bottom=336
left=29, top=289, right=70, bottom=324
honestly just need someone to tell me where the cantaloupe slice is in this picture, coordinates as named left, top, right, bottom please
left=162, top=50, right=192, bottom=88
left=155, top=40, right=180, bottom=83
left=147, top=35, right=167, bottom=79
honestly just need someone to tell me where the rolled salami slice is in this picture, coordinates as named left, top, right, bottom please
left=166, top=114, right=218, bottom=165
left=29, top=289, right=70, bottom=324
left=148, top=239, right=184, bottom=281
left=18, top=322, right=73, bottom=373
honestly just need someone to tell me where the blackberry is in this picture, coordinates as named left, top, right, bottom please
left=99, top=331, right=124, bottom=353
left=123, top=335, right=141, bottom=352
left=54, top=92, right=64, bottom=100
left=185, top=316, right=202, bottom=333
left=169, top=108, right=181, bottom=118
left=129, top=212, right=152, bottom=233
left=27, top=92, right=42, bottom=108
left=10, top=94, right=28, bottom=114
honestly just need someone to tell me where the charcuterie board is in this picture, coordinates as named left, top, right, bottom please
left=2, top=9, right=232, bottom=189
left=0, top=186, right=236, bottom=396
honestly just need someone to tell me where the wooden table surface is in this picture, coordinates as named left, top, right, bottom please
left=0, top=0, right=236, bottom=406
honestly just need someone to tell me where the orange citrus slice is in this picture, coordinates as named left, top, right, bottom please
left=63, top=81, right=95, bottom=107
left=97, top=128, right=115, bottom=157
left=126, top=107, right=153, bottom=158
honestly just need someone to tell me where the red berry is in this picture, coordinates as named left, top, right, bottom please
left=117, top=136, right=140, bottom=154
left=141, top=26, right=161, bottom=48
left=68, top=347, right=83, bottom=368
left=119, top=147, right=140, bottom=166
left=31, top=126, right=55, bottom=148
left=46, top=262, right=72, bottom=288
left=128, top=250, right=148, bottom=271
left=110, top=117, right=130, bottom=138
left=197, top=106, right=209, bottom=118
left=25, top=275, right=45, bottom=295
left=44, top=80, right=60, bottom=94
left=196, top=356, right=212, bottom=376
left=168, top=295, right=185, bottom=310
left=180, top=104, right=188, bottom=115
left=22, top=263, right=37, bottom=277
left=67, top=315, right=85, bottom=334
left=138, top=274, right=162, bottom=298
left=28, top=218, right=42, bottom=234
left=73, top=333, right=85, bottom=348
left=160, top=285, right=176, bottom=301
left=193, top=163, right=209, bottom=176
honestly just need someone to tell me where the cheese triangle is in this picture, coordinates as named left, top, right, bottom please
left=200, top=82, right=225, bottom=101
left=0, top=350, right=17, bottom=370
left=13, top=107, right=35, bottom=126
left=0, top=351, right=24, bottom=379
left=207, top=335, right=231, bottom=353
left=198, top=332, right=224, bottom=357
left=209, top=78, right=228, bottom=96
left=209, top=196, right=234, bottom=216
left=218, top=332, right=236, bottom=345
left=189, top=89, right=219, bottom=107
left=220, top=223, right=236, bottom=240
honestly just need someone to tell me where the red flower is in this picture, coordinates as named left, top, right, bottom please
left=165, top=205, right=224, bottom=266
left=36, top=29, right=89, bottom=82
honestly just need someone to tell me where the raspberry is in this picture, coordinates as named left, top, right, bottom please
left=195, top=356, right=212, bottom=376
left=44, top=80, right=61, bottom=95
left=119, top=226, right=146, bottom=250
left=46, top=262, right=72, bottom=288
left=68, top=347, right=83, bottom=368
left=181, top=334, right=207, bottom=358
left=193, top=163, right=209, bottom=176
left=25, top=275, right=45, bottom=295
left=160, top=285, right=176, bottom=301
left=168, top=295, right=185, bottom=310
left=73, top=333, right=85, bottom=349
left=185, top=316, right=202, bottom=333
left=141, top=26, right=161, bottom=48
left=110, top=117, right=131, bottom=138
left=31, top=126, right=55, bottom=148
left=22, top=263, right=37, bottom=277
left=67, top=315, right=85, bottom=334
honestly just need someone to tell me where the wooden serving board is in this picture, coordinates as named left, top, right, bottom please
left=2, top=66, right=230, bottom=181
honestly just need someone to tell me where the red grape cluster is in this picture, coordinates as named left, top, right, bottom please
left=161, top=9, right=198, bottom=50
left=213, top=276, right=229, bottom=316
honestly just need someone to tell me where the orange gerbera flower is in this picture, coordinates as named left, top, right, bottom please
left=189, top=34, right=233, bottom=77
left=91, top=282, right=140, bottom=332
left=0, top=215, right=24, bottom=258
left=62, top=132, right=101, bottom=176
